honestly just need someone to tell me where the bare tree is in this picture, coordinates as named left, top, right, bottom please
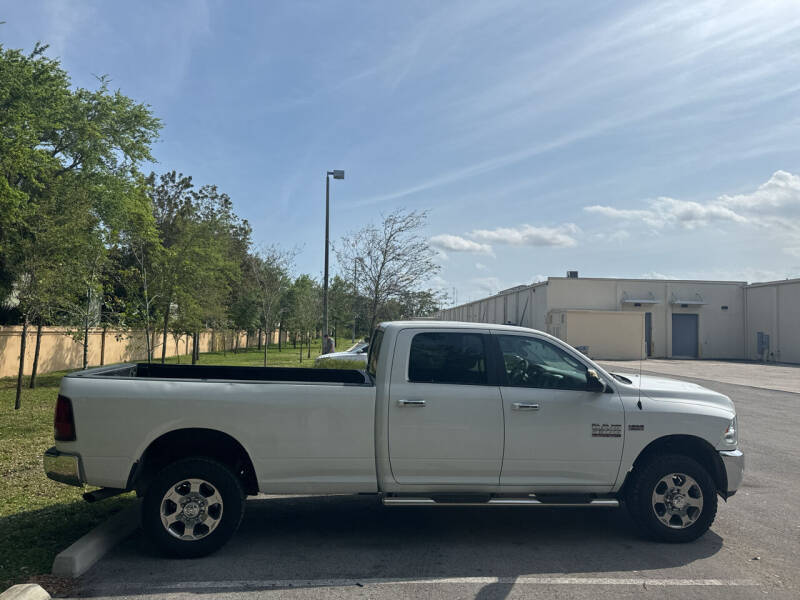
left=336, top=209, right=440, bottom=335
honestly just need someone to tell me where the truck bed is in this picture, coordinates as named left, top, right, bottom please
left=67, top=362, right=370, bottom=385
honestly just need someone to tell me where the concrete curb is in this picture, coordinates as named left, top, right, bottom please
left=52, top=500, right=141, bottom=578
left=0, top=584, right=51, bottom=600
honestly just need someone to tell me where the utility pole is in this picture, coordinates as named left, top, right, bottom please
left=322, top=170, right=344, bottom=339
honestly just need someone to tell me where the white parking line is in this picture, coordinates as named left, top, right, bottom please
left=99, top=576, right=759, bottom=591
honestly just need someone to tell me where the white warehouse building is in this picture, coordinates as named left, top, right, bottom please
left=437, top=273, right=800, bottom=364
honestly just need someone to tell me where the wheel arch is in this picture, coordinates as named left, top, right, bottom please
left=129, top=428, right=259, bottom=496
left=621, top=434, right=728, bottom=499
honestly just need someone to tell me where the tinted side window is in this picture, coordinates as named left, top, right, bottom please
left=367, top=330, right=384, bottom=379
left=498, top=335, right=588, bottom=391
left=408, top=332, right=488, bottom=385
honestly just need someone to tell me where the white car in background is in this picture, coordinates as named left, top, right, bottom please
left=315, top=341, right=369, bottom=365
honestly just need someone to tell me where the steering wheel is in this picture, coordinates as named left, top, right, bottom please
left=505, top=353, right=543, bottom=385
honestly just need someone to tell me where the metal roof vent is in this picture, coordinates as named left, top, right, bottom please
left=567, top=270, right=579, bottom=279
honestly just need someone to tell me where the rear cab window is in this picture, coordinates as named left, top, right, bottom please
left=366, top=329, right=384, bottom=379
left=408, top=331, right=489, bottom=385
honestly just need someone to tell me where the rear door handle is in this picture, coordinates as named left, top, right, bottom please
left=397, top=399, right=426, bottom=407
left=512, top=402, right=540, bottom=411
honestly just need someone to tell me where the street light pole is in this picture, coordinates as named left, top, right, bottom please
left=323, top=170, right=344, bottom=342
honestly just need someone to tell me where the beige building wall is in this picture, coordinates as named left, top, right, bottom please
left=548, top=309, right=645, bottom=360
left=546, top=278, right=746, bottom=359
left=439, top=282, right=548, bottom=330
left=0, top=327, right=255, bottom=378
left=745, top=279, right=800, bottom=364
left=438, top=276, right=799, bottom=363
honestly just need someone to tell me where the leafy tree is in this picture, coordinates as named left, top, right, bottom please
left=285, top=275, right=320, bottom=361
left=378, top=289, right=445, bottom=322
left=147, top=171, right=194, bottom=362
left=186, top=183, right=249, bottom=360
left=1, top=41, right=160, bottom=408
left=109, top=175, right=161, bottom=361
left=249, top=247, right=293, bottom=366
left=328, top=275, right=354, bottom=343
left=144, top=173, right=251, bottom=364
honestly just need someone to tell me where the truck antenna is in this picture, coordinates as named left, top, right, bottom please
left=637, top=332, right=643, bottom=410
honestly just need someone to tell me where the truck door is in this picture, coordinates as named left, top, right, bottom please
left=495, top=332, right=624, bottom=488
left=388, top=329, right=503, bottom=485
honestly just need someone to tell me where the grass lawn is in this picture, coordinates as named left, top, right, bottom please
left=163, top=336, right=358, bottom=368
left=0, top=370, right=135, bottom=591
left=0, top=336, right=358, bottom=590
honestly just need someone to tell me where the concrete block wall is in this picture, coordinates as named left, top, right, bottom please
left=0, top=327, right=265, bottom=378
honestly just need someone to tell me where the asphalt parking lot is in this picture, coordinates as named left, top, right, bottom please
left=65, top=363, right=799, bottom=599
left=601, top=359, right=800, bottom=394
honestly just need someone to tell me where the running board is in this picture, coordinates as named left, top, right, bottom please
left=382, top=496, right=619, bottom=508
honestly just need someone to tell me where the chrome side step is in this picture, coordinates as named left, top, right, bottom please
left=382, top=496, right=619, bottom=508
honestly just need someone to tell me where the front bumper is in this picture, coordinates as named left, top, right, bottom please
left=719, top=449, right=744, bottom=495
left=44, top=446, right=83, bottom=487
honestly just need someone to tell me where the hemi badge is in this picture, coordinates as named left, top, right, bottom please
left=628, top=424, right=645, bottom=431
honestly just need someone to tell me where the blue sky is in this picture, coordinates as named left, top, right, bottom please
left=3, top=0, right=800, bottom=303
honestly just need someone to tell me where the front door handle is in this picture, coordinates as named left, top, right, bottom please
left=512, top=402, right=540, bottom=411
left=397, top=399, right=426, bottom=407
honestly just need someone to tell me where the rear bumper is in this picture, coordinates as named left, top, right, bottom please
left=719, top=449, right=744, bottom=496
left=44, top=446, right=83, bottom=487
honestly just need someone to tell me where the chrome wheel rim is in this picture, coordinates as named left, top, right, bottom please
left=651, top=472, right=703, bottom=529
left=160, top=478, right=224, bottom=540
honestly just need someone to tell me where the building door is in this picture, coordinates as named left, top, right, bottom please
left=645, top=312, right=653, bottom=357
left=672, top=314, right=698, bottom=358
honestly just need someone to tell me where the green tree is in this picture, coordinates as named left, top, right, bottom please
left=1, top=41, right=160, bottom=408
left=249, top=247, right=293, bottom=366
left=146, top=174, right=249, bottom=363
left=285, top=275, right=320, bottom=361
left=327, top=275, right=354, bottom=342
left=109, top=175, right=161, bottom=362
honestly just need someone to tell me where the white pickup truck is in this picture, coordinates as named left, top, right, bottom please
left=45, top=321, right=743, bottom=557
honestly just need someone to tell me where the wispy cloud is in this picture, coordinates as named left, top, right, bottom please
left=470, top=224, right=580, bottom=247
left=592, top=230, right=631, bottom=242
left=429, top=234, right=494, bottom=256
left=585, top=198, right=747, bottom=229
left=586, top=170, right=800, bottom=230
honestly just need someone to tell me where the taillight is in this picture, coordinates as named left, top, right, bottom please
left=54, top=395, right=76, bottom=441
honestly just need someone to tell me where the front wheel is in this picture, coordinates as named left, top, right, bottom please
left=142, top=457, right=245, bottom=557
left=627, top=454, right=718, bottom=543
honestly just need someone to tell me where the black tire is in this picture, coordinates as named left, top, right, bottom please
left=142, top=457, right=245, bottom=558
left=626, top=454, right=718, bottom=543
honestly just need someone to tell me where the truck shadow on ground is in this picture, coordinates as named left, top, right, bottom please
left=79, top=494, right=725, bottom=598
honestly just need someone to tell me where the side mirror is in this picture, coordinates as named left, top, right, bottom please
left=586, top=369, right=606, bottom=393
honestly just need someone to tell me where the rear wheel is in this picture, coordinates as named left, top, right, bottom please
left=627, top=454, right=717, bottom=543
left=142, top=458, right=245, bottom=557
